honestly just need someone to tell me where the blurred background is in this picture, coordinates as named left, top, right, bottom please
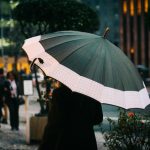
left=0, top=0, right=149, bottom=77
left=0, top=0, right=149, bottom=149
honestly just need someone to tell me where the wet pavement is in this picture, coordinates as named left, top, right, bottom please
left=0, top=123, right=106, bottom=150
left=0, top=124, right=38, bottom=150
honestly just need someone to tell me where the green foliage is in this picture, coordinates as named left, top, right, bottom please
left=13, top=0, right=99, bottom=38
left=6, top=22, right=24, bottom=56
left=1, top=0, right=10, bottom=17
left=0, top=0, right=24, bottom=56
left=103, top=110, right=150, bottom=150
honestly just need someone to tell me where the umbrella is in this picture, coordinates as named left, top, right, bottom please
left=22, top=30, right=150, bottom=109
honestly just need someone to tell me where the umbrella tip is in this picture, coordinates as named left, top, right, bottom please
left=103, top=27, right=110, bottom=39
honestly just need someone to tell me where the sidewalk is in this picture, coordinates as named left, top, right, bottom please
left=0, top=123, right=38, bottom=150
left=0, top=123, right=106, bottom=150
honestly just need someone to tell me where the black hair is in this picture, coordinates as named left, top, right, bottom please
left=7, top=71, right=15, bottom=79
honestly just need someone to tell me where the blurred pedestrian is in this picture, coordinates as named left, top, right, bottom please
left=5, top=71, right=19, bottom=130
left=0, top=68, right=8, bottom=125
left=39, top=82, right=103, bottom=150
left=0, top=68, right=4, bottom=125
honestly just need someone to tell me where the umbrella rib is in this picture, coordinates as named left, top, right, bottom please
left=60, top=38, right=99, bottom=63
left=89, top=39, right=103, bottom=81
left=102, top=43, right=113, bottom=87
left=109, top=44, right=127, bottom=91
left=95, top=38, right=105, bottom=85
left=123, top=57, right=143, bottom=90
left=100, top=41, right=110, bottom=85
left=81, top=40, right=102, bottom=76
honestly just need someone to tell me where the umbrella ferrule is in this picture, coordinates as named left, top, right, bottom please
left=103, top=27, right=110, bottom=39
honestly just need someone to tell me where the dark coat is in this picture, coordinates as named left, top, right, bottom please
left=0, top=76, right=7, bottom=102
left=39, top=86, right=103, bottom=150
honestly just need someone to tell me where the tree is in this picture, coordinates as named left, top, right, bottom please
left=13, top=0, right=100, bottom=38
left=0, top=0, right=24, bottom=56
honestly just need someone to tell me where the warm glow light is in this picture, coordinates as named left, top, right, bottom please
left=7, top=63, right=13, bottom=72
left=17, top=63, right=21, bottom=71
left=130, top=48, right=134, bottom=54
left=0, top=57, right=30, bottom=74
left=145, top=0, right=149, bottom=13
left=130, top=0, right=134, bottom=16
left=0, top=64, right=4, bottom=68
left=123, top=0, right=127, bottom=14
left=137, top=0, right=141, bottom=14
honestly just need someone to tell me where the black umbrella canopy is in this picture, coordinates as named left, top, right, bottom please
left=38, top=31, right=143, bottom=91
left=22, top=31, right=150, bottom=109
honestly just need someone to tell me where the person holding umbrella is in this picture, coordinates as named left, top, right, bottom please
left=23, top=29, right=150, bottom=149
left=39, top=81, right=103, bottom=150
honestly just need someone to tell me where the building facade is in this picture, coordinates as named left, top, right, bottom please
left=120, top=0, right=150, bottom=66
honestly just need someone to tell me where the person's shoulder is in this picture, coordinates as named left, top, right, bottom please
left=72, top=92, right=88, bottom=100
left=54, top=87, right=64, bottom=92
left=4, top=79, right=10, bottom=83
left=52, top=88, right=63, bottom=97
left=0, top=77, right=7, bottom=85
left=0, top=76, right=5, bottom=82
left=4, top=79, right=11, bottom=86
left=53, top=86, right=72, bottom=99
left=55, top=86, right=71, bottom=93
